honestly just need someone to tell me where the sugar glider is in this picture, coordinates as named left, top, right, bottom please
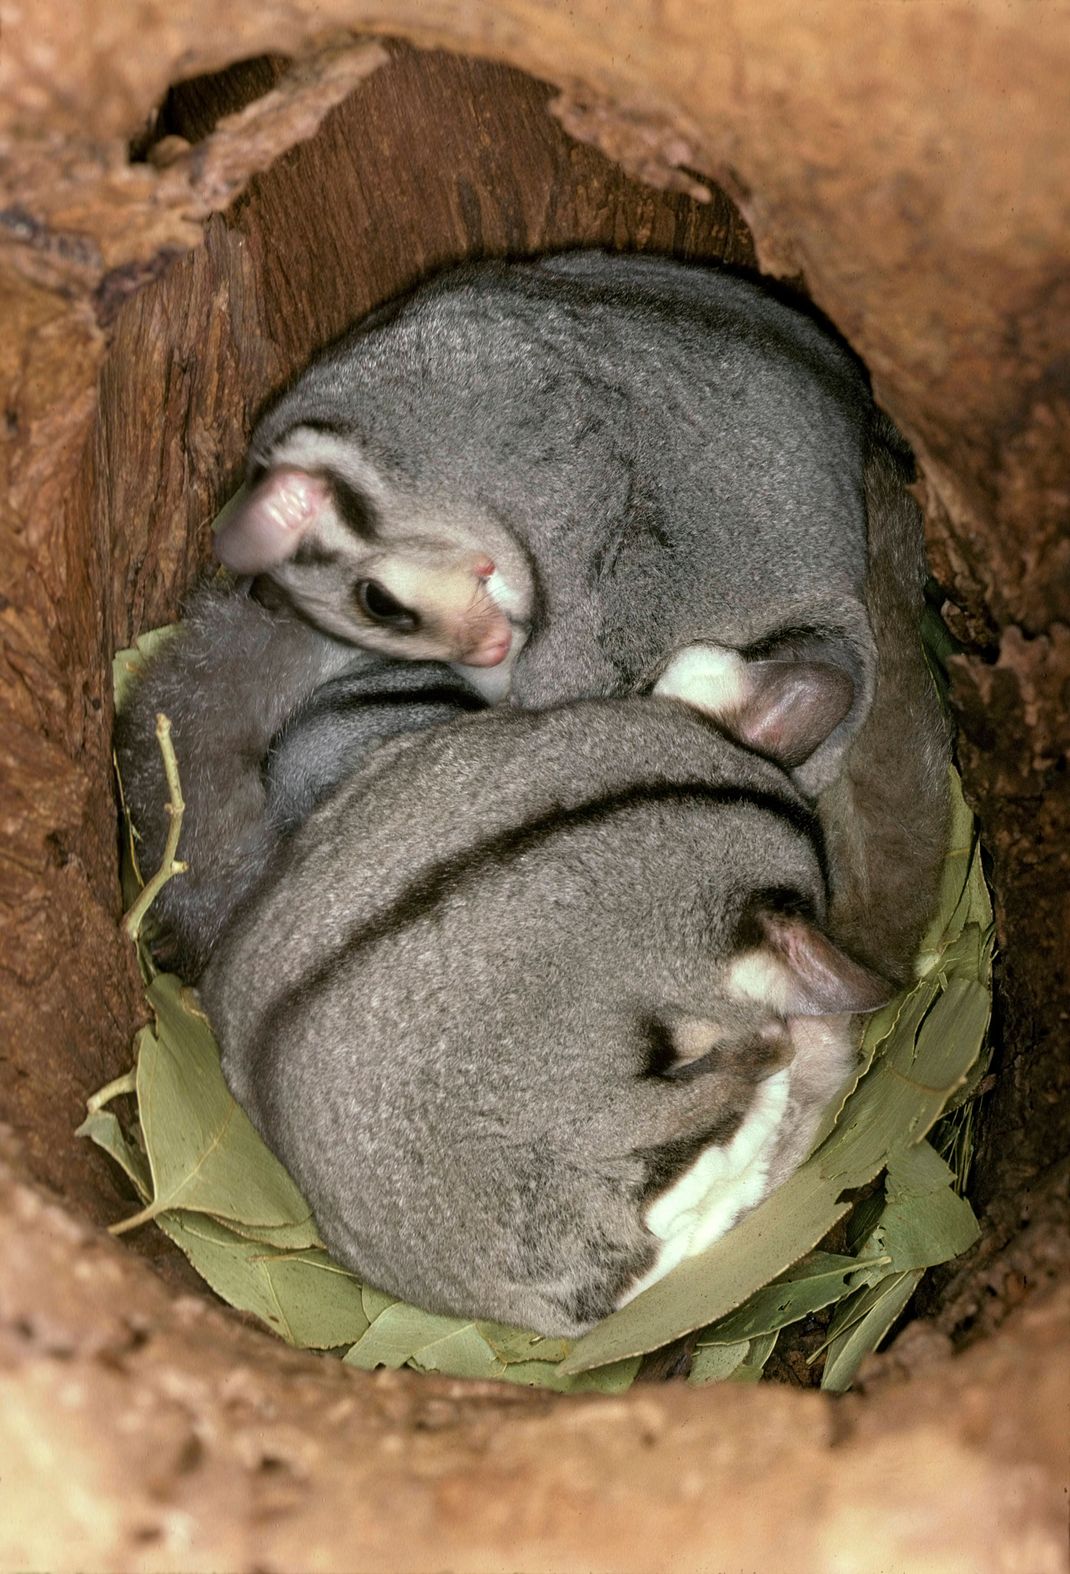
left=214, top=255, right=948, bottom=977
left=215, top=252, right=877, bottom=783
left=200, top=654, right=893, bottom=1337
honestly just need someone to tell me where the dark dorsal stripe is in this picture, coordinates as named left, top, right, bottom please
left=290, top=683, right=485, bottom=729
left=260, top=782, right=825, bottom=1045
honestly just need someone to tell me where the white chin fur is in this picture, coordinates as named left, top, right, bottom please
left=453, top=579, right=528, bottom=703
left=622, top=1069, right=792, bottom=1305
left=455, top=653, right=515, bottom=704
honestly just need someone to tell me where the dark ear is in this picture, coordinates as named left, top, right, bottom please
left=654, top=644, right=853, bottom=769
left=214, top=467, right=330, bottom=575
left=752, top=912, right=895, bottom=1016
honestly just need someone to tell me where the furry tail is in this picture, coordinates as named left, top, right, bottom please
left=820, top=426, right=950, bottom=980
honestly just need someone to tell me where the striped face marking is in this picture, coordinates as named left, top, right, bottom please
left=216, top=448, right=523, bottom=665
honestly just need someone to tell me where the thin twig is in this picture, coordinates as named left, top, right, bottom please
left=122, top=712, right=188, bottom=943
left=86, top=1070, right=138, bottom=1114
left=108, top=1198, right=162, bottom=1236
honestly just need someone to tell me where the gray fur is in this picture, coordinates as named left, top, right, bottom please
left=224, top=251, right=878, bottom=793
left=818, top=425, right=950, bottom=979
left=116, top=256, right=949, bottom=1336
left=114, top=577, right=483, bottom=979
left=200, top=698, right=886, bottom=1337
left=229, top=253, right=947, bottom=976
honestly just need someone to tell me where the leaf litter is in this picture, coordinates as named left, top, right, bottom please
left=81, top=609, right=993, bottom=1389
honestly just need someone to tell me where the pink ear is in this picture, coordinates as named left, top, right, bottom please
left=730, top=661, right=855, bottom=768
left=214, top=468, right=330, bottom=574
left=763, top=913, right=894, bottom=1015
left=653, top=645, right=854, bottom=769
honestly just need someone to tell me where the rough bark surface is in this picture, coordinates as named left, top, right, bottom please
left=0, top=5, right=1067, bottom=1569
left=1, top=1148, right=1067, bottom=1574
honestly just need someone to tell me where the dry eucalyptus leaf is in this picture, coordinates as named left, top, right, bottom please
left=856, top=1141, right=981, bottom=1273
left=116, top=972, right=319, bottom=1245
left=495, top=1353, right=641, bottom=1394
left=687, top=1340, right=751, bottom=1385
left=728, top=1330, right=780, bottom=1383
left=343, top=1302, right=470, bottom=1371
left=158, top=1211, right=369, bottom=1349
left=343, top=1299, right=639, bottom=1391
left=820, top=1270, right=925, bottom=1392
left=361, top=1284, right=397, bottom=1323
left=76, top=1108, right=152, bottom=1201
left=478, top=1324, right=571, bottom=1366
left=694, top=1251, right=887, bottom=1348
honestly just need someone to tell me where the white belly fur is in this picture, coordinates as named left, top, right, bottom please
left=622, top=1068, right=792, bottom=1304
left=621, top=1015, right=858, bottom=1306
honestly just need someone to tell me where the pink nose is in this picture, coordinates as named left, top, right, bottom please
left=464, top=631, right=512, bottom=667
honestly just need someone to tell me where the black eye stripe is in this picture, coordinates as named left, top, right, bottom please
left=291, top=540, right=340, bottom=567
left=329, top=473, right=380, bottom=541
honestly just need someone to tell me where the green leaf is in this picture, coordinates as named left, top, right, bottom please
left=112, top=972, right=319, bottom=1245
left=810, top=1272, right=899, bottom=1360
left=361, top=1284, right=398, bottom=1324
left=477, top=1323, right=571, bottom=1366
left=406, top=1323, right=508, bottom=1381
left=205, top=1215, right=328, bottom=1250
left=158, top=1211, right=369, bottom=1349
left=820, top=1270, right=923, bottom=1392
left=561, top=968, right=989, bottom=1373
left=807, top=972, right=943, bottom=1154
left=342, top=1303, right=640, bottom=1391
left=917, top=769, right=993, bottom=974
left=858, top=1141, right=980, bottom=1272
left=695, top=1251, right=887, bottom=1347
left=498, top=1355, right=641, bottom=1394
left=343, top=1303, right=471, bottom=1371
left=77, top=1107, right=152, bottom=1201
left=727, top=1330, right=779, bottom=1383
left=112, top=624, right=181, bottom=715
left=688, top=1340, right=751, bottom=1385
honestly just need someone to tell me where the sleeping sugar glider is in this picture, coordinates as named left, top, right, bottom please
left=200, top=651, right=895, bottom=1338
left=116, top=562, right=938, bottom=1335
left=216, top=251, right=948, bottom=974
left=215, top=251, right=877, bottom=775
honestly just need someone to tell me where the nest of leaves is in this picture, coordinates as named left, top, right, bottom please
left=83, top=605, right=993, bottom=1392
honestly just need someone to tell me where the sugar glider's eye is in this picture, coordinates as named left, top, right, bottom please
left=355, top=579, right=420, bottom=631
